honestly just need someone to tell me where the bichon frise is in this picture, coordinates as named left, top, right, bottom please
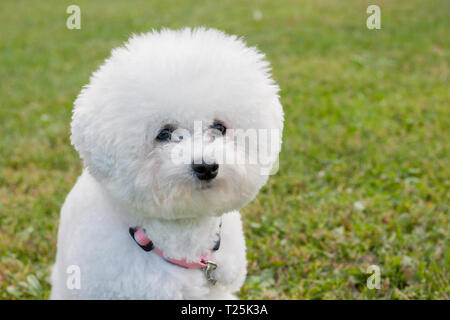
left=51, top=28, right=284, bottom=299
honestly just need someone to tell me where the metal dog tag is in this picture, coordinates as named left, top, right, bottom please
left=204, top=260, right=218, bottom=285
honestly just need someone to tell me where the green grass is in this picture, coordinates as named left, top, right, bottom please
left=0, top=0, right=449, bottom=299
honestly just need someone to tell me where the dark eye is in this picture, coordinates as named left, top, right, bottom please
left=211, top=122, right=226, bottom=135
left=156, top=128, right=173, bottom=141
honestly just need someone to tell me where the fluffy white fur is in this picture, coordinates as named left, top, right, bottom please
left=51, top=28, right=284, bottom=299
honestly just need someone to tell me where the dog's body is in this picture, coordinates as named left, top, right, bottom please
left=51, top=28, right=283, bottom=299
left=51, top=170, right=246, bottom=299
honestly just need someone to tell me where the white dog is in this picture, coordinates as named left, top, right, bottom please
left=51, top=28, right=283, bottom=299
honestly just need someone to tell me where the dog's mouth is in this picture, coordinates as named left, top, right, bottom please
left=197, top=183, right=213, bottom=190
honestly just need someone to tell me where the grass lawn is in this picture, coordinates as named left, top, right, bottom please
left=0, top=0, right=449, bottom=299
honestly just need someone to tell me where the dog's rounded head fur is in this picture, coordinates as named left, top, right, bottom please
left=71, top=28, right=284, bottom=219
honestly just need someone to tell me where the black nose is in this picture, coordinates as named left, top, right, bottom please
left=192, top=161, right=219, bottom=181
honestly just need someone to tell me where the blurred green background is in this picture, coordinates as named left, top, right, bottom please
left=0, top=0, right=448, bottom=299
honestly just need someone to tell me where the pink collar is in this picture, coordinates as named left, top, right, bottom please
left=129, top=227, right=219, bottom=269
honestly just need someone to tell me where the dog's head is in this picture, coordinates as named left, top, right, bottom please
left=71, top=28, right=284, bottom=219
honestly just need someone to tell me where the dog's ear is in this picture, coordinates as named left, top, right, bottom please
left=70, top=90, right=116, bottom=178
left=70, top=92, right=86, bottom=160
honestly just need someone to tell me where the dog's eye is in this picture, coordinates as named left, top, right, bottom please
left=211, top=123, right=226, bottom=135
left=156, top=128, right=173, bottom=142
